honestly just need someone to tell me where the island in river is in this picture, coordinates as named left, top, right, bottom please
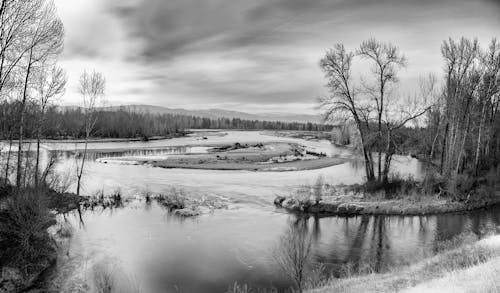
left=91, top=131, right=350, bottom=171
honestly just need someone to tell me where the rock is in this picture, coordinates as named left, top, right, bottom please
left=282, top=198, right=300, bottom=210
left=337, top=203, right=349, bottom=214
left=274, top=196, right=286, bottom=206
left=174, top=208, right=200, bottom=217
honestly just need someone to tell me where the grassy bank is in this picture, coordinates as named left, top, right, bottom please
left=275, top=168, right=500, bottom=216
left=309, top=234, right=500, bottom=293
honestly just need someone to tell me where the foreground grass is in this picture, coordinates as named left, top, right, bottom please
left=309, top=235, right=500, bottom=293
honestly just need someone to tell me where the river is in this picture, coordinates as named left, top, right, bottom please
left=40, top=130, right=500, bottom=293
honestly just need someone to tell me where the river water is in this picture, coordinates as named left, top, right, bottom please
left=41, top=131, right=500, bottom=293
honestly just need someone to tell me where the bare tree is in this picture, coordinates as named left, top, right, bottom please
left=33, top=65, right=66, bottom=186
left=273, top=220, right=313, bottom=293
left=473, top=39, right=500, bottom=174
left=319, top=44, right=376, bottom=181
left=379, top=75, right=436, bottom=181
left=0, top=0, right=45, bottom=96
left=320, top=40, right=436, bottom=183
left=14, top=0, right=64, bottom=187
left=440, top=38, right=481, bottom=177
left=357, top=39, right=407, bottom=181
left=75, top=70, right=105, bottom=196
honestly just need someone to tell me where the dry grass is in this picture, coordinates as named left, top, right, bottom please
left=309, top=235, right=500, bottom=293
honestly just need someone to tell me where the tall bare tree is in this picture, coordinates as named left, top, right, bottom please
left=320, top=44, right=376, bottom=181
left=473, top=39, right=500, bottom=174
left=379, top=75, right=436, bottom=182
left=14, top=0, right=64, bottom=187
left=75, top=70, right=105, bottom=196
left=320, top=40, right=432, bottom=183
left=440, top=38, right=480, bottom=177
left=357, top=39, right=407, bottom=181
left=33, top=65, right=66, bottom=186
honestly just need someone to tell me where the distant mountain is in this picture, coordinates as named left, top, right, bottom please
left=98, top=104, right=323, bottom=123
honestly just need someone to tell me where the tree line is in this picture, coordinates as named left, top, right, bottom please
left=0, top=104, right=333, bottom=140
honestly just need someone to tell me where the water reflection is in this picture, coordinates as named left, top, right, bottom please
left=48, top=200, right=500, bottom=293
left=310, top=208, right=500, bottom=278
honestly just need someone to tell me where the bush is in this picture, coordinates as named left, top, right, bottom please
left=226, top=283, right=277, bottom=293
left=0, top=189, right=56, bottom=272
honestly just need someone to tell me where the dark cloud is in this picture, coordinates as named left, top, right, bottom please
left=58, top=0, right=500, bottom=112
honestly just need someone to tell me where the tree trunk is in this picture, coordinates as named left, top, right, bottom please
left=4, top=131, right=13, bottom=185
left=76, top=139, right=88, bottom=196
left=35, top=108, right=45, bottom=187
left=474, top=98, right=488, bottom=174
left=440, top=123, right=449, bottom=175
left=16, top=49, right=33, bottom=188
left=455, top=115, right=471, bottom=176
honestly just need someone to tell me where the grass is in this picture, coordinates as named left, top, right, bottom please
left=90, top=260, right=141, bottom=293
left=308, top=234, right=500, bottom=293
left=226, top=283, right=279, bottom=293
left=92, top=262, right=116, bottom=293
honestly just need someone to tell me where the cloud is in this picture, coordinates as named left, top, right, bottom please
left=54, top=0, right=500, bottom=113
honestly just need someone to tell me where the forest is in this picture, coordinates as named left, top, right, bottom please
left=320, top=38, right=500, bottom=190
left=0, top=104, right=332, bottom=140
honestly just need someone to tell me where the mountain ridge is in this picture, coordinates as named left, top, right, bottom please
left=64, top=104, right=323, bottom=123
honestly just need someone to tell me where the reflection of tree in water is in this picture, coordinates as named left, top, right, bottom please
left=345, top=216, right=369, bottom=272
left=370, top=216, right=390, bottom=272
left=349, top=158, right=365, bottom=172
left=282, top=206, right=500, bottom=285
left=312, top=215, right=321, bottom=241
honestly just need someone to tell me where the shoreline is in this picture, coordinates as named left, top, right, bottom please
left=274, top=193, right=500, bottom=216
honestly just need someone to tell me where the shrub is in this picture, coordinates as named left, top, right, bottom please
left=226, top=283, right=277, bottom=293
left=0, top=189, right=56, bottom=272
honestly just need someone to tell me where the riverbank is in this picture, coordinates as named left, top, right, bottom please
left=309, top=233, right=500, bottom=293
left=274, top=184, right=500, bottom=216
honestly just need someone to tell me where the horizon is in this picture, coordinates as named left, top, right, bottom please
left=54, top=0, right=499, bottom=114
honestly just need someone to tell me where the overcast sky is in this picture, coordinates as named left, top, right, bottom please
left=53, top=0, right=500, bottom=114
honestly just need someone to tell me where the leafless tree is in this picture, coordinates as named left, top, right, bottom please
left=320, top=40, right=432, bottom=183
left=75, top=70, right=105, bottom=196
left=357, top=39, right=407, bottom=182
left=440, top=38, right=481, bottom=177
left=273, top=220, right=313, bottom=293
left=0, top=0, right=45, bottom=96
left=12, top=0, right=64, bottom=187
left=33, top=65, right=66, bottom=186
left=379, top=74, right=437, bottom=181
left=319, top=44, right=376, bottom=181
left=473, top=39, right=500, bottom=174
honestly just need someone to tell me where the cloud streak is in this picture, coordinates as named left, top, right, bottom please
left=54, top=0, right=500, bottom=113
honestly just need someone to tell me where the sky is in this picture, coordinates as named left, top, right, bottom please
left=53, top=0, right=500, bottom=114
